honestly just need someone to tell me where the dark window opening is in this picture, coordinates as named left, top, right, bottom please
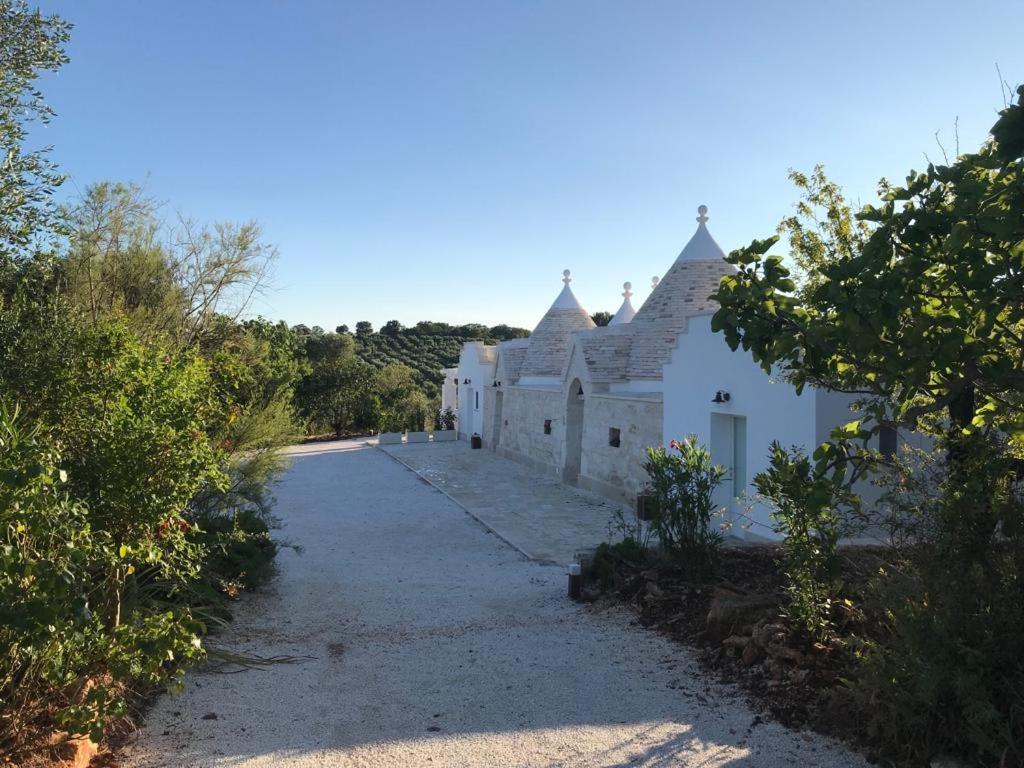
left=543, top=419, right=552, bottom=435
left=879, top=425, right=897, bottom=456
left=608, top=427, right=621, bottom=448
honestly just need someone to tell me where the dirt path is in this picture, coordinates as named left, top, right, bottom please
left=120, top=440, right=867, bottom=767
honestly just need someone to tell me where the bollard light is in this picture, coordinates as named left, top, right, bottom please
left=568, top=563, right=582, bottom=601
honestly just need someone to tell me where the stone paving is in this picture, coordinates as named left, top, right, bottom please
left=376, top=439, right=627, bottom=566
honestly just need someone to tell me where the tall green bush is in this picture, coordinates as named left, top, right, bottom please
left=643, top=436, right=726, bottom=578
left=0, top=5, right=287, bottom=755
left=0, top=405, right=205, bottom=750
left=842, top=434, right=1024, bottom=765
left=0, top=302, right=233, bottom=753
left=711, top=88, right=1024, bottom=765
left=754, top=442, right=849, bottom=643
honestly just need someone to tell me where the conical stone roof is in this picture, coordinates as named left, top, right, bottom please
left=609, top=282, right=636, bottom=325
left=519, top=269, right=596, bottom=379
left=626, top=205, right=736, bottom=379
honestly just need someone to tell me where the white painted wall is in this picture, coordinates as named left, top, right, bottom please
left=455, top=343, right=496, bottom=441
left=663, top=314, right=842, bottom=539
left=440, top=367, right=458, bottom=416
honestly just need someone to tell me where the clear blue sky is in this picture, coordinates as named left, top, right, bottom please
left=37, top=1, right=1024, bottom=331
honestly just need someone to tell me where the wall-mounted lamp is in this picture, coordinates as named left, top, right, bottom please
left=463, top=378, right=471, bottom=385
left=711, top=390, right=731, bottom=404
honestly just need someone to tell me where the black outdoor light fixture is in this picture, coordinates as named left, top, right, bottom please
left=492, top=380, right=502, bottom=387
left=711, top=390, right=731, bottom=404
left=463, top=378, right=471, bottom=385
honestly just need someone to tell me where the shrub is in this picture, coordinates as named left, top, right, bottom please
left=754, top=442, right=849, bottom=644
left=436, top=406, right=457, bottom=431
left=0, top=405, right=204, bottom=752
left=589, top=538, right=647, bottom=589
left=842, top=433, right=1024, bottom=766
left=0, top=310, right=224, bottom=751
left=642, top=436, right=726, bottom=578
left=0, top=404, right=105, bottom=750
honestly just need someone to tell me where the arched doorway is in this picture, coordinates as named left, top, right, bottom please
left=563, top=378, right=585, bottom=484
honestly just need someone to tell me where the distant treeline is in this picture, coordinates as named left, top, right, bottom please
left=286, top=320, right=529, bottom=436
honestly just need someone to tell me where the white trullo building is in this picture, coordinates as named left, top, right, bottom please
left=449, top=206, right=896, bottom=539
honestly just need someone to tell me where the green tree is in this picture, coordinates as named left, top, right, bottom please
left=488, top=323, right=530, bottom=340
left=63, top=181, right=182, bottom=333
left=0, top=306, right=218, bottom=747
left=375, top=363, right=429, bottom=432
left=590, top=311, right=613, bottom=327
left=63, top=181, right=276, bottom=347
left=0, top=1, right=70, bottom=260
left=302, top=329, right=354, bottom=365
left=198, top=316, right=304, bottom=520
left=382, top=319, right=403, bottom=337
left=713, top=89, right=1024, bottom=448
left=296, top=356, right=377, bottom=436
left=354, top=320, right=373, bottom=339
left=712, top=89, right=1024, bottom=765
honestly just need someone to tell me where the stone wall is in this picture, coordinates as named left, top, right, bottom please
left=579, top=393, right=662, bottom=506
left=492, top=386, right=564, bottom=479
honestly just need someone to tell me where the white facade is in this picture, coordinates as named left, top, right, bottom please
left=664, top=313, right=856, bottom=538
left=440, top=367, right=458, bottom=418
left=454, top=343, right=496, bottom=441
left=440, top=205, right=916, bottom=541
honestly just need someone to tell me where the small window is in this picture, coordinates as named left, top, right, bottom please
left=608, top=427, right=621, bottom=448
left=543, top=419, right=552, bottom=435
left=879, top=425, right=897, bottom=456
left=475, top=392, right=479, bottom=410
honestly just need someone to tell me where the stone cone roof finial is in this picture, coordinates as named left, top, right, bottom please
left=651, top=275, right=660, bottom=289
left=609, top=281, right=636, bottom=325
left=625, top=202, right=734, bottom=377
left=547, top=268, right=585, bottom=311
left=519, top=266, right=595, bottom=378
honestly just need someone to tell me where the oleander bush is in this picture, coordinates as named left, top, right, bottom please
left=642, top=436, right=726, bottom=579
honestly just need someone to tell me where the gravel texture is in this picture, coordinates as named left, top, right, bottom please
left=120, top=440, right=869, bottom=767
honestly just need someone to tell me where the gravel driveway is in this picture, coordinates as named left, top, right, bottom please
left=120, top=440, right=868, bottom=767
